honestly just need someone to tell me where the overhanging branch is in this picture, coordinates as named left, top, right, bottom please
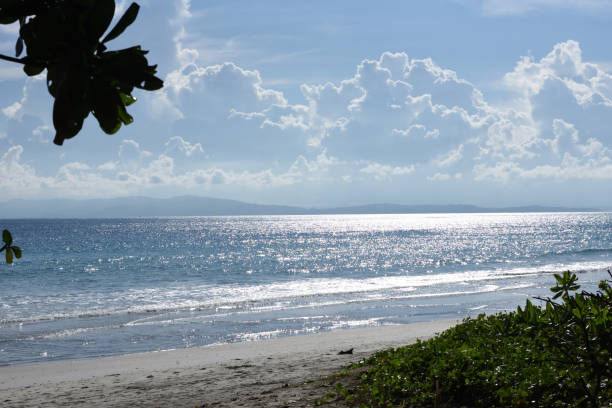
left=0, top=53, right=27, bottom=64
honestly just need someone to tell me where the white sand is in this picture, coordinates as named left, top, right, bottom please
left=0, top=319, right=459, bottom=407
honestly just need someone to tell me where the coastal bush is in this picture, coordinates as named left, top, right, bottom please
left=339, top=271, right=611, bottom=407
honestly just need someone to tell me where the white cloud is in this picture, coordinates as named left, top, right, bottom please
left=1, top=31, right=610, bottom=204
left=162, top=62, right=286, bottom=115
left=1, top=75, right=52, bottom=128
left=360, top=162, right=415, bottom=180
left=2, top=102, right=22, bottom=120
left=461, top=41, right=611, bottom=187
left=392, top=124, right=440, bottom=139
left=98, top=162, right=117, bottom=171
left=0, top=145, right=52, bottom=196
left=287, top=149, right=340, bottom=182
left=164, top=136, right=204, bottom=157
left=484, top=114, right=539, bottom=159
left=550, top=118, right=579, bottom=155
left=119, top=140, right=152, bottom=167
left=474, top=154, right=612, bottom=181
left=504, top=40, right=612, bottom=106
left=0, top=142, right=331, bottom=199
left=578, top=137, right=607, bottom=157
left=435, top=145, right=464, bottom=168
left=147, top=41, right=611, bottom=190
left=427, top=172, right=463, bottom=181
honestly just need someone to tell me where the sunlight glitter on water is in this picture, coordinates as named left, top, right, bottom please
left=0, top=213, right=610, bottom=365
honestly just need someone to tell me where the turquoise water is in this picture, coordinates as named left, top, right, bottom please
left=0, top=213, right=610, bottom=365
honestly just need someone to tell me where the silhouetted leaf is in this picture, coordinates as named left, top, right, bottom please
left=53, top=98, right=85, bottom=145
left=2, top=0, right=163, bottom=144
left=23, top=64, right=44, bottom=76
left=138, top=74, right=163, bottom=91
left=0, top=11, right=19, bottom=25
left=0, top=0, right=22, bottom=24
left=102, top=2, right=139, bottom=44
left=15, top=36, right=23, bottom=57
left=88, top=0, right=115, bottom=43
left=5, top=247, right=13, bottom=264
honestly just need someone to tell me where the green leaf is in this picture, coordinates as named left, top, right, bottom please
left=11, top=246, right=21, bottom=259
left=5, top=247, right=13, bottom=264
left=117, top=104, right=133, bottom=125
left=2, top=229, right=12, bottom=246
left=102, top=2, right=139, bottom=44
left=119, top=92, right=137, bottom=106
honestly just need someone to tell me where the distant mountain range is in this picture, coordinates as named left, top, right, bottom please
left=0, top=196, right=602, bottom=218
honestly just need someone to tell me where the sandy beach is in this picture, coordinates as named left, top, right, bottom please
left=0, top=319, right=458, bottom=407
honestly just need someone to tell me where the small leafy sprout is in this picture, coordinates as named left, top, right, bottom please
left=550, top=270, right=580, bottom=299
left=1, top=229, right=21, bottom=264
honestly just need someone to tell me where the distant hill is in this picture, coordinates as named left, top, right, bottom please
left=316, top=203, right=602, bottom=214
left=0, top=196, right=601, bottom=218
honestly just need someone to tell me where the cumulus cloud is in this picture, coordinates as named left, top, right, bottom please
left=305, top=51, right=494, bottom=166
left=470, top=41, right=611, bottom=180
left=1, top=14, right=610, bottom=207
left=151, top=58, right=315, bottom=163
left=504, top=40, right=612, bottom=102
left=0, top=142, right=333, bottom=199
left=161, top=62, right=286, bottom=118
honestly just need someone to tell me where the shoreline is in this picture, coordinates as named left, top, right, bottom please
left=0, top=319, right=460, bottom=407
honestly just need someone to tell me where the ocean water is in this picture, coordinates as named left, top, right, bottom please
left=0, top=213, right=610, bottom=366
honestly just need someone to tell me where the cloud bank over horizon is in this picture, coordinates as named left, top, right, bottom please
left=0, top=1, right=610, bottom=208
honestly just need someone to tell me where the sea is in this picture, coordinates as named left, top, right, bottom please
left=0, top=212, right=610, bottom=366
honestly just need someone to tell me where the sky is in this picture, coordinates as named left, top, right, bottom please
left=0, top=0, right=611, bottom=208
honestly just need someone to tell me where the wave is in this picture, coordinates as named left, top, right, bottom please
left=539, top=247, right=612, bottom=258
left=2, top=261, right=610, bottom=326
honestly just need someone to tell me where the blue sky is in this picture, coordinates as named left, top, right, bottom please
left=0, top=0, right=611, bottom=208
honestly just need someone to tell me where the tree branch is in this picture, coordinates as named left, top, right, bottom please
left=0, top=53, right=27, bottom=65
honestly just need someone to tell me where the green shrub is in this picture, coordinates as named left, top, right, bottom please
left=343, top=271, right=612, bottom=407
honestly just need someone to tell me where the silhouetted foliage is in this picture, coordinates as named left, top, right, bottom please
left=0, top=0, right=164, bottom=263
left=0, top=0, right=163, bottom=145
